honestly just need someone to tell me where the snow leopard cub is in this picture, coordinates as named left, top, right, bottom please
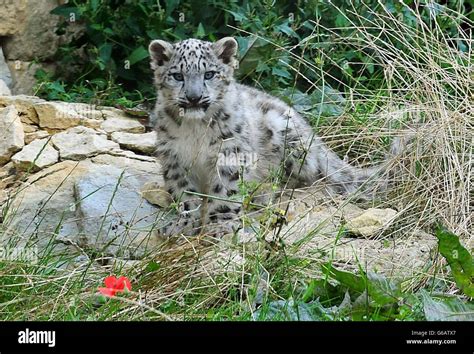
left=149, top=37, right=385, bottom=237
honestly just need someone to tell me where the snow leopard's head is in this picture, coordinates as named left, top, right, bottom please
left=149, top=37, right=238, bottom=121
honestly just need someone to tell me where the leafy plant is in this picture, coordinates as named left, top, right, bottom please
left=434, top=225, right=474, bottom=297
left=36, top=0, right=471, bottom=108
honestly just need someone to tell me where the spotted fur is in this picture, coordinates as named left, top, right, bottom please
left=149, top=37, right=387, bottom=237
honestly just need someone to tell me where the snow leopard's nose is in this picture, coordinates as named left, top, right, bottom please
left=185, top=93, right=202, bottom=104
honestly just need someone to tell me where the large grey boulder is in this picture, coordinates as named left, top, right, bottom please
left=2, top=0, right=61, bottom=61
left=3, top=161, right=87, bottom=251
left=74, top=164, right=161, bottom=257
left=3, top=155, right=163, bottom=258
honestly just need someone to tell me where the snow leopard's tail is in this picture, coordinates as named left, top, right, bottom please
left=311, top=134, right=411, bottom=198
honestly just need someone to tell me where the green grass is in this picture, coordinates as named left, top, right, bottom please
left=0, top=225, right=471, bottom=321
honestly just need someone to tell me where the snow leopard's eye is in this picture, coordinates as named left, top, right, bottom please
left=204, top=71, right=216, bottom=80
left=172, top=73, right=184, bottom=81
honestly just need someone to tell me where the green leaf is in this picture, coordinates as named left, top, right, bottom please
left=103, top=28, right=114, bottom=36
left=278, top=86, right=345, bottom=118
left=421, top=291, right=474, bottom=321
left=196, top=23, right=205, bottom=38
left=435, top=225, right=474, bottom=297
left=272, top=67, right=292, bottom=79
left=302, top=279, right=345, bottom=304
left=90, top=0, right=99, bottom=12
left=275, top=23, right=300, bottom=39
left=90, top=23, right=103, bottom=31
left=50, top=81, right=66, bottom=94
left=165, top=0, right=179, bottom=16
left=225, top=10, right=247, bottom=22
left=322, top=263, right=401, bottom=306
left=335, top=13, right=349, bottom=27
left=99, top=43, right=112, bottom=67
left=128, top=46, right=149, bottom=66
left=145, top=260, right=160, bottom=272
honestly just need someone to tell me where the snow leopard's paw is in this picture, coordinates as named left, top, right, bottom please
left=205, top=218, right=242, bottom=238
left=159, top=216, right=200, bottom=237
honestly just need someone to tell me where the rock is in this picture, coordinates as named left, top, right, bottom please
left=7, top=60, right=57, bottom=95
left=3, top=161, right=88, bottom=251
left=100, top=116, right=145, bottom=134
left=0, top=80, right=11, bottom=96
left=99, top=106, right=135, bottom=120
left=0, top=95, right=43, bottom=124
left=51, top=126, right=119, bottom=161
left=0, top=48, right=12, bottom=89
left=11, top=138, right=59, bottom=171
left=106, top=149, right=157, bottom=162
left=22, top=123, right=38, bottom=133
left=0, top=105, right=24, bottom=165
left=111, top=131, right=157, bottom=154
left=91, top=153, right=159, bottom=171
left=0, top=1, right=27, bottom=36
left=4, top=154, right=163, bottom=257
left=35, top=101, right=103, bottom=130
left=2, top=0, right=61, bottom=61
left=0, top=162, right=16, bottom=195
left=345, top=208, right=398, bottom=237
left=74, top=164, right=161, bottom=257
left=25, top=130, right=50, bottom=145
left=225, top=186, right=436, bottom=277
left=140, top=181, right=172, bottom=208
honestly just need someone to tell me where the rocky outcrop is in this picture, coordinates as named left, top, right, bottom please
left=0, top=0, right=81, bottom=94
left=0, top=95, right=43, bottom=124
left=1, top=0, right=62, bottom=61
left=0, top=95, right=163, bottom=258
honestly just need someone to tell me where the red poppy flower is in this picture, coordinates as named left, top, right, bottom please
left=98, top=276, right=132, bottom=297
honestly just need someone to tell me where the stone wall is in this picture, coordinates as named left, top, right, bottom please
left=0, top=0, right=76, bottom=95
left=0, top=94, right=166, bottom=259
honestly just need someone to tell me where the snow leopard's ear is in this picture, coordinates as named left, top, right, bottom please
left=212, top=37, right=238, bottom=67
left=149, top=40, right=174, bottom=69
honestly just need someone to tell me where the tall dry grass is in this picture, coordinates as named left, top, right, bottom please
left=303, top=3, right=473, bottom=241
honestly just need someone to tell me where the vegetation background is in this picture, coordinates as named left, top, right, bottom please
left=1, top=0, right=472, bottom=321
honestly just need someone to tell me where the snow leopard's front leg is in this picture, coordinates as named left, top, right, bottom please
left=205, top=165, right=244, bottom=236
left=159, top=160, right=203, bottom=237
